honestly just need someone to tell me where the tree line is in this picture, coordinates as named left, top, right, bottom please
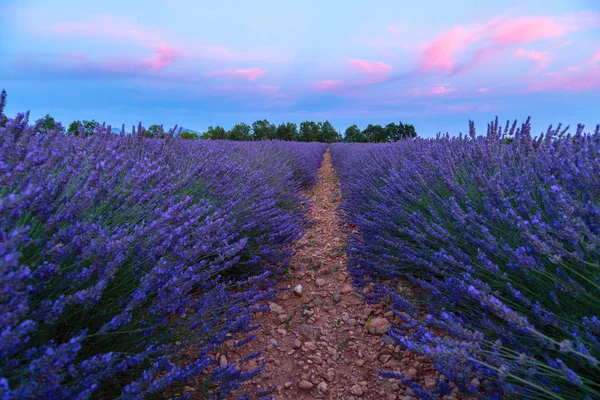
left=34, top=114, right=417, bottom=142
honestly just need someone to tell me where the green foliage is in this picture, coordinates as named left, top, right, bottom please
left=362, top=124, right=387, bottom=143
left=37, top=114, right=63, bottom=134
left=146, top=124, right=163, bottom=138
left=201, top=125, right=228, bottom=140
left=67, top=119, right=97, bottom=136
left=228, top=123, right=252, bottom=141
left=179, top=131, right=200, bottom=140
left=343, top=124, right=367, bottom=142
left=275, top=122, right=299, bottom=141
left=299, top=121, right=320, bottom=142
left=319, top=120, right=342, bottom=143
left=251, top=119, right=276, bottom=140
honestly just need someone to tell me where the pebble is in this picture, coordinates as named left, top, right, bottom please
left=299, top=380, right=314, bottom=390
left=315, top=278, right=326, bottom=287
left=270, top=338, right=279, bottom=348
left=276, top=328, right=287, bottom=335
left=350, top=384, right=364, bottom=396
left=348, top=318, right=357, bottom=326
left=298, top=324, right=321, bottom=340
left=333, top=292, right=341, bottom=302
left=341, top=284, right=353, bottom=294
left=366, top=317, right=391, bottom=334
left=293, top=284, right=303, bottom=296
left=278, top=314, right=288, bottom=324
left=381, top=334, right=395, bottom=345
left=268, top=302, right=283, bottom=313
left=317, top=381, right=328, bottom=393
left=284, top=381, right=293, bottom=388
left=219, top=355, right=227, bottom=367
left=293, top=339, right=302, bottom=349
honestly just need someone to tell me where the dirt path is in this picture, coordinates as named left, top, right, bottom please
left=211, top=148, right=423, bottom=400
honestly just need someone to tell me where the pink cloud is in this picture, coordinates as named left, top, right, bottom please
left=315, top=80, right=344, bottom=92
left=415, top=12, right=599, bottom=76
left=44, top=15, right=287, bottom=64
left=488, top=17, right=565, bottom=44
left=476, top=87, right=488, bottom=92
left=144, top=44, right=180, bottom=71
left=408, top=83, right=456, bottom=96
left=417, top=26, right=478, bottom=73
left=205, top=68, right=267, bottom=81
left=514, top=48, right=551, bottom=76
left=348, top=59, right=393, bottom=73
left=387, top=26, right=399, bottom=33
left=527, top=65, right=600, bottom=92
left=19, top=44, right=180, bottom=77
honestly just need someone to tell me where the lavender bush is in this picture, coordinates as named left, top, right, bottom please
left=0, top=90, right=326, bottom=399
left=331, top=118, right=600, bottom=399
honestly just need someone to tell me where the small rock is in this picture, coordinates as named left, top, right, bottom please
left=348, top=318, right=357, bottom=326
left=350, top=384, right=364, bottom=396
left=293, top=339, right=302, bottom=349
left=284, top=381, right=293, bottom=388
left=341, top=284, right=353, bottom=294
left=270, top=338, right=279, bottom=348
left=293, top=284, right=303, bottom=296
left=404, top=368, right=417, bottom=381
left=219, top=355, right=227, bottom=367
left=299, top=380, right=314, bottom=390
left=313, top=297, right=323, bottom=305
left=316, top=278, right=326, bottom=287
left=298, top=324, right=321, bottom=340
left=379, top=354, right=392, bottom=363
left=318, top=381, right=328, bottom=393
left=424, top=377, right=437, bottom=389
left=278, top=314, right=288, bottom=324
left=268, top=302, right=283, bottom=313
left=381, top=334, right=395, bottom=346
left=333, top=292, right=341, bottom=302
left=276, top=328, right=287, bottom=335
left=366, top=317, right=391, bottom=335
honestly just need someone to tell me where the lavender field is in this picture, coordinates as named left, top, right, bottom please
left=331, top=120, right=600, bottom=399
left=2, top=84, right=600, bottom=400
left=0, top=92, right=327, bottom=399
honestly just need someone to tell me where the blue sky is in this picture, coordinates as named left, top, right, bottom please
left=1, top=0, right=599, bottom=137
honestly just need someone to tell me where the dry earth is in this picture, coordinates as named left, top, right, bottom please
left=193, top=149, right=468, bottom=400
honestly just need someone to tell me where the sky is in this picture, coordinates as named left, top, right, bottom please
left=1, top=0, right=600, bottom=137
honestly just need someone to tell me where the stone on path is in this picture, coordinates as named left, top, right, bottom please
left=298, top=324, right=321, bottom=340
left=366, top=317, right=391, bottom=335
left=293, top=284, right=303, bottom=296
left=299, top=380, right=314, bottom=390
left=341, top=284, right=353, bottom=294
left=268, top=301, right=283, bottom=313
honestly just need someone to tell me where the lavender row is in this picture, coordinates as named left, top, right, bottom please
left=0, top=92, right=326, bottom=399
left=331, top=119, right=600, bottom=399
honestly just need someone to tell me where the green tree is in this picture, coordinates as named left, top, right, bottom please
left=228, top=123, right=252, bottom=141
left=274, top=122, right=298, bottom=141
left=299, top=121, right=320, bottom=142
left=344, top=124, right=367, bottom=142
left=384, top=122, right=417, bottom=141
left=146, top=124, right=162, bottom=138
left=251, top=119, right=276, bottom=140
left=319, top=120, right=341, bottom=143
left=202, top=125, right=228, bottom=140
left=362, top=124, right=386, bottom=143
left=179, top=131, right=200, bottom=140
left=37, top=114, right=63, bottom=134
left=67, top=120, right=97, bottom=136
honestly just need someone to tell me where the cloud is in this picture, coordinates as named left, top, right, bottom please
left=476, top=87, right=488, bottom=92
left=205, top=68, right=267, bottom=81
left=42, top=15, right=287, bottom=63
left=527, top=65, right=600, bottom=92
left=17, top=44, right=180, bottom=78
left=315, top=80, right=344, bottom=92
left=414, top=12, right=599, bottom=76
left=408, top=83, right=456, bottom=96
left=348, top=59, right=393, bottom=73
left=514, top=48, right=551, bottom=76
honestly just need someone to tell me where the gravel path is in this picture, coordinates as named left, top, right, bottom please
left=211, top=148, right=463, bottom=399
